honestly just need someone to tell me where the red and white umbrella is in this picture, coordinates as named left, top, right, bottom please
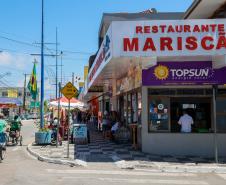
left=49, top=97, right=87, bottom=109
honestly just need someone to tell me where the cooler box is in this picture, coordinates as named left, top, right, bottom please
left=73, top=124, right=87, bottom=144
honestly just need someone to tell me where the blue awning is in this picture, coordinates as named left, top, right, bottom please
left=0, top=97, right=23, bottom=106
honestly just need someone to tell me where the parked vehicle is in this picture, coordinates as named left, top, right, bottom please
left=7, top=119, right=23, bottom=146
left=0, top=133, right=7, bottom=162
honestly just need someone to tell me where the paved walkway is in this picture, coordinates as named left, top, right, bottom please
left=28, top=125, right=226, bottom=172
left=74, top=126, right=226, bottom=171
left=29, top=141, right=74, bottom=159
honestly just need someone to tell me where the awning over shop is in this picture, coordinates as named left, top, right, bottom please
left=49, top=96, right=88, bottom=110
left=0, top=97, right=23, bottom=108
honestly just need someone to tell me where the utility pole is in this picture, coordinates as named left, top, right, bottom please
left=72, top=72, right=75, bottom=86
left=40, top=0, right=45, bottom=129
left=32, top=31, right=60, bottom=101
left=23, top=73, right=30, bottom=111
left=61, top=51, right=63, bottom=86
left=55, top=27, right=58, bottom=99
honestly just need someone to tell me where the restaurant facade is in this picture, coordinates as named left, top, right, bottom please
left=80, top=4, right=226, bottom=157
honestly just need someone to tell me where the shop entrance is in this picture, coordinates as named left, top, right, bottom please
left=170, top=97, right=212, bottom=133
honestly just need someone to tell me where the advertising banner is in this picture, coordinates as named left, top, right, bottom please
left=112, top=19, right=226, bottom=57
left=116, top=64, right=142, bottom=94
left=142, top=61, right=226, bottom=86
left=88, top=25, right=112, bottom=88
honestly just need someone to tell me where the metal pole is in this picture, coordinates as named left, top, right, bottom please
left=72, top=72, right=74, bottom=86
left=23, top=74, right=27, bottom=110
left=56, top=82, right=61, bottom=147
left=55, top=27, right=58, bottom=99
left=213, top=85, right=218, bottom=163
left=60, top=51, right=63, bottom=87
left=40, top=0, right=44, bottom=129
left=67, top=99, right=71, bottom=158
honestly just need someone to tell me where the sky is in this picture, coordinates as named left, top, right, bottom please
left=0, top=0, right=193, bottom=99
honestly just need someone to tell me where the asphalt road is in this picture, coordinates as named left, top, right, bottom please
left=0, top=120, right=226, bottom=185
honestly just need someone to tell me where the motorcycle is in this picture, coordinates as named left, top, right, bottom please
left=0, top=133, right=7, bottom=162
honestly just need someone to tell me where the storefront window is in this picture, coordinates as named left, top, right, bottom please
left=170, top=98, right=211, bottom=133
left=148, top=97, right=170, bottom=132
left=147, top=89, right=216, bottom=133
left=216, top=98, right=226, bottom=133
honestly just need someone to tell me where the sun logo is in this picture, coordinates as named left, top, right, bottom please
left=154, top=65, right=169, bottom=80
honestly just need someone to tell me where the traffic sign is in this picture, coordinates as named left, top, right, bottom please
left=61, top=82, right=78, bottom=100
left=30, top=101, right=40, bottom=108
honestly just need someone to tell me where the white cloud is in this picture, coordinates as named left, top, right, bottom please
left=0, top=52, right=12, bottom=65
left=0, top=51, right=32, bottom=70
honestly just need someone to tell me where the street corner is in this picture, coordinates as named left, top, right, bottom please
left=27, top=142, right=85, bottom=167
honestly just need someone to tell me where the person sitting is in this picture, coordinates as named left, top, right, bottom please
left=0, top=114, right=7, bottom=134
left=0, top=114, right=7, bottom=149
left=10, top=115, right=22, bottom=142
left=102, top=111, right=111, bottom=138
left=10, top=115, right=22, bottom=132
left=111, top=120, right=120, bottom=140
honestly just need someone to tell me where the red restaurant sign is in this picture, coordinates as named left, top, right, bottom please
left=111, top=19, right=226, bottom=57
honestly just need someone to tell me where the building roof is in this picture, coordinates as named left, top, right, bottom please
left=99, top=12, right=184, bottom=38
left=183, top=0, right=226, bottom=19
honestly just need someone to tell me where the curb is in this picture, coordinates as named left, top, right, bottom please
left=112, top=155, right=226, bottom=173
left=27, top=143, right=84, bottom=167
left=133, top=162, right=226, bottom=173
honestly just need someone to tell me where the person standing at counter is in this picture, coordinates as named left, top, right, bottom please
left=178, top=110, right=194, bottom=133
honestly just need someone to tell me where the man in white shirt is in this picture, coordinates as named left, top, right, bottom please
left=178, top=110, right=194, bottom=133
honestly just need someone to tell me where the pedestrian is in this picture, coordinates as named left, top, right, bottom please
left=0, top=114, right=7, bottom=133
left=77, top=111, right=82, bottom=123
left=178, top=110, right=194, bottom=133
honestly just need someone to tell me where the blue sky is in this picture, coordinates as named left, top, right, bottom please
left=0, top=0, right=193, bottom=98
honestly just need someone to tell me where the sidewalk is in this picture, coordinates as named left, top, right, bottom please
left=28, top=125, right=226, bottom=173
left=27, top=141, right=84, bottom=166
left=74, top=126, right=226, bottom=172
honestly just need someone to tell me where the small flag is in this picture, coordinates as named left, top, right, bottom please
left=27, top=63, right=38, bottom=100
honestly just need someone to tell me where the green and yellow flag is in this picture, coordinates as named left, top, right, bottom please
left=27, top=63, right=38, bottom=100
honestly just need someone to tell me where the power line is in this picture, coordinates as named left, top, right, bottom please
left=0, top=47, right=31, bottom=55
left=0, top=35, right=39, bottom=48
left=0, top=34, right=93, bottom=56
left=60, top=50, right=92, bottom=55
left=0, top=29, right=37, bottom=42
